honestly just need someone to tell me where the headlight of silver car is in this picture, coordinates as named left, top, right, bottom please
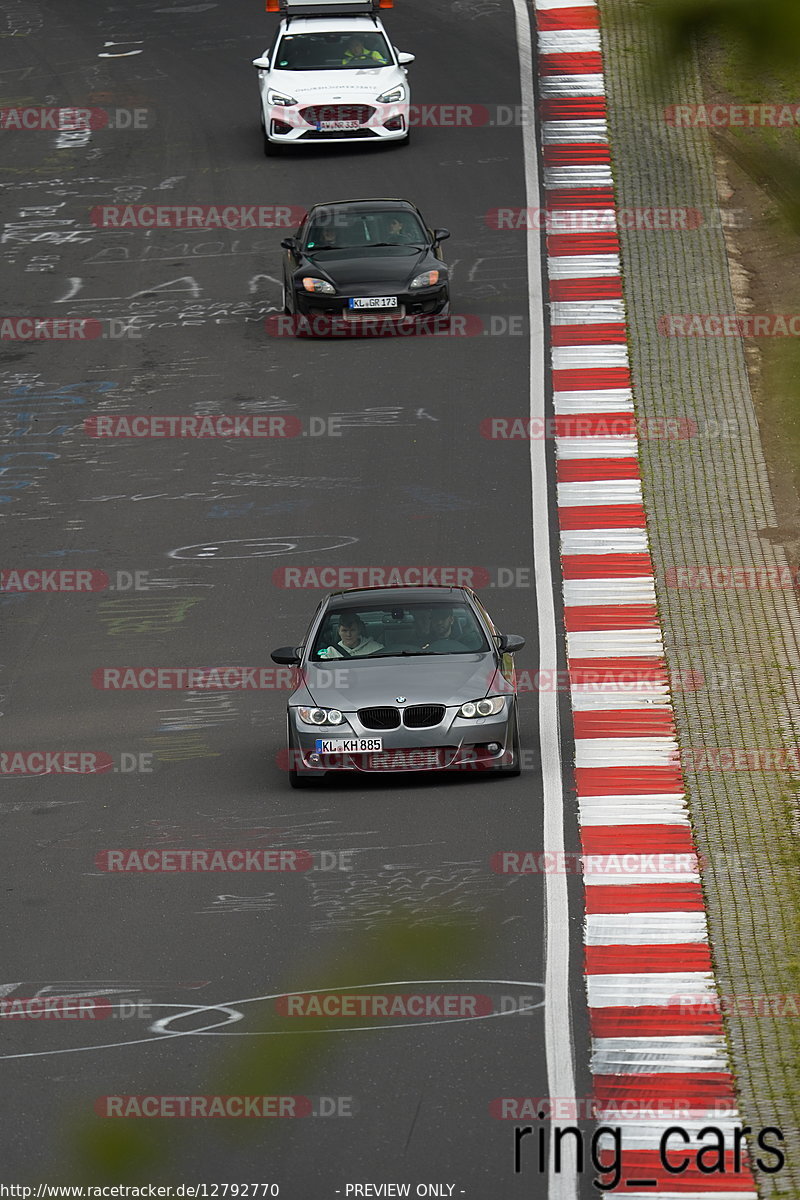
left=458, top=696, right=505, bottom=719
left=296, top=706, right=344, bottom=725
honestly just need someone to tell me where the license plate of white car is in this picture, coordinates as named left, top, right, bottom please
left=318, top=120, right=360, bottom=130
left=315, top=737, right=383, bottom=753
left=349, top=297, right=397, bottom=309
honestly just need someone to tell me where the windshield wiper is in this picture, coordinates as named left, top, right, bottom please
left=369, top=242, right=425, bottom=249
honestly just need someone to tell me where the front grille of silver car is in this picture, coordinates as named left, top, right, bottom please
left=403, top=705, right=446, bottom=728
left=358, top=706, right=401, bottom=729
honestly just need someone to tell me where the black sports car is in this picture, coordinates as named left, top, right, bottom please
left=280, top=198, right=450, bottom=327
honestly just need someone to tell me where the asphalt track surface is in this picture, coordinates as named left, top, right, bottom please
left=0, top=1, right=591, bottom=1193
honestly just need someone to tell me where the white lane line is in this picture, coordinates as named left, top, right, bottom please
left=511, top=1, right=578, bottom=1197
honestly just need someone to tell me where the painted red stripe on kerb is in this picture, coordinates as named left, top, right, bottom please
left=559, top=505, right=647, bottom=530
left=595, top=1150, right=754, bottom=1190
left=573, top=709, right=676, bottom=738
left=539, top=52, right=604, bottom=76
left=551, top=322, right=627, bottom=345
left=546, top=187, right=615, bottom=210
left=549, top=277, right=623, bottom=302
left=540, top=98, right=607, bottom=122
left=557, top=459, right=641, bottom=483
left=554, top=413, right=635, bottom=437
left=564, top=605, right=658, bottom=632
left=594, top=1073, right=737, bottom=1107
left=582, top=826, right=694, bottom=854
left=569, top=658, right=666, bottom=681
left=537, top=7, right=600, bottom=31
left=590, top=1005, right=725, bottom=1038
left=585, top=882, right=705, bottom=913
left=548, top=233, right=621, bottom=258
left=543, top=143, right=611, bottom=167
left=552, top=366, right=631, bottom=392
left=561, top=554, right=652, bottom=578
left=585, top=943, right=712, bottom=973
left=575, top=765, right=683, bottom=794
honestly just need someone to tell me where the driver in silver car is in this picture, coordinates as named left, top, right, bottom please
left=318, top=614, right=384, bottom=658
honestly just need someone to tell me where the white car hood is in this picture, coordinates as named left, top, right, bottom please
left=267, top=67, right=404, bottom=101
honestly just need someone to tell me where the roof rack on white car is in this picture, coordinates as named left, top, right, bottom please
left=265, top=0, right=392, bottom=14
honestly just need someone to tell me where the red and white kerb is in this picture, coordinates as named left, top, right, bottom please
left=535, top=0, right=758, bottom=1194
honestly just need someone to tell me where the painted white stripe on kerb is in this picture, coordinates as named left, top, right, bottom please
left=548, top=254, right=620, bottom=278
left=544, top=165, right=614, bottom=188
left=550, top=299, right=625, bottom=322
left=552, top=344, right=629, bottom=368
left=585, top=912, right=708, bottom=944
left=542, top=119, right=608, bottom=143
left=554, top=395, right=634, bottom=415
left=591, top=1036, right=730, bottom=1074
left=540, top=75, right=606, bottom=98
left=535, top=0, right=597, bottom=10
left=563, top=577, right=655, bottom=604
left=511, top=2, right=578, bottom=1196
left=538, top=30, right=601, bottom=54
left=558, top=480, right=642, bottom=506
left=583, top=861, right=699, bottom=886
left=556, top=437, right=638, bottom=458
left=547, top=211, right=617, bottom=235
left=571, top=690, right=674, bottom=713
left=587, top=973, right=714, bottom=1006
left=574, top=737, right=679, bottom=767
left=598, top=1119, right=742, bottom=1151
left=620, top=1194, right=758, bottom=1200
left=560, top=529, right=649, bottom=554
left=556, top=388, right=633, bottom=408
left=579, top=796, right=688, bottom=825
left=568, top=628, right=662, bottom=657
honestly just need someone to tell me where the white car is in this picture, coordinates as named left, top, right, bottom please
left=254, top=0, right=413, bottom=154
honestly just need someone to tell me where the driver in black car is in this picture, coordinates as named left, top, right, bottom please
left=318, top=614, right=384, bottom=658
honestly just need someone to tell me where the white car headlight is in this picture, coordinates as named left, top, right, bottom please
left=297, top=706, right=344, bottom=726
left=267, top=89, right=297, bottom=106
left=302, top=277, right=335, bottom=295
left=459, top=696, right=505, bottom=719
left=377, top=84, right=406, bottom=103
left=409, top=270, right=440, bottom=290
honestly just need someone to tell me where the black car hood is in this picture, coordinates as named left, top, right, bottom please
left=303, top=247, right=431, bottom=288
left=302, top=654, right=498, bottom=710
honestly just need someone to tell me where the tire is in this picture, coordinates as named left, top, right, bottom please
left=397, top=128, right=411, bottom=147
